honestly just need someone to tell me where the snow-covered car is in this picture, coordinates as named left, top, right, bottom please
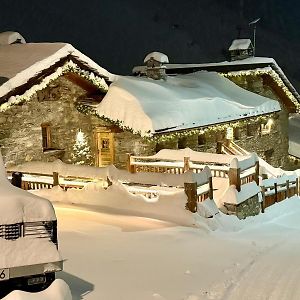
left=0, top=155, right=62, bottom=297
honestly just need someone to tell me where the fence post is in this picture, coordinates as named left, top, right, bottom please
left=53, top=172, right=59, bottom=186
left=126, top=153, right=135, bottom=173
left=261, top=186, right=265, bottom=213
left=297, top=177, right=300, bottom=196
left=229, top=158, right=241, bottom=192
left=184, top=182, right=197, bottom=213
left=286, top=180, right=290, bottom=198
left=254, top=160, right=259, bottom=185
left=274, top=182, right=278, bottom=202
left=208, top=176, right=213, bottom=200
left=183, top=157, right=190, bottom=172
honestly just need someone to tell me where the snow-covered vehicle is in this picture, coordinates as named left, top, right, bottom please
left=0, top=155, right=62, bottom=297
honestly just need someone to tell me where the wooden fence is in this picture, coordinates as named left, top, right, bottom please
left=7, top=171, right=91, bottom=191
left=261, top=175, right=299, bottom=212
left=127, top=151, right=259, bottom=189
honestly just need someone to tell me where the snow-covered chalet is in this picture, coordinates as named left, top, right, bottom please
left=0, top=33, right=295, bottom=170
left=133, top=44, right=300, bottom=169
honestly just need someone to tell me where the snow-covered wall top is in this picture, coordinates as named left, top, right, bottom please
left=96, top=71, right=280, bottom=135
left=229, top=39, right=252, bottom=51
left=0, top=42, right=115, bottom=99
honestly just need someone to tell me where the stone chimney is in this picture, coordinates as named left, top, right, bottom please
left=143, top=52, right=169, bottom=80
left=228, top=39, right=253, bottom=61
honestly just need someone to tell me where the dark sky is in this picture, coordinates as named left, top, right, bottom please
left=1, top=0, right=300, bottom=87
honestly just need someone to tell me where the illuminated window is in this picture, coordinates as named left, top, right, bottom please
left=261, top=119, right=274, bottom=135
left=41, top=124, right=51, bottom=150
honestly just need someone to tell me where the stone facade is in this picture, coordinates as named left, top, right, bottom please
left=0, top=72, right=291, bottom=171
left=223, top=194, right=261, bottom=219
left=0, top=75, right=155, bottom=169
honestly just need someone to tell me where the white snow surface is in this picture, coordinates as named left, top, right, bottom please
left=144, top=51, right=169, bottom=63
left=0, top=31, right=26, bottom=45
left=229, top=39, right=252, bottom=51
left=48, top=195, right=300, bottom=300
left=0, top=237, right=61, bottom=268
left=98, top=71, right=280, bottom=135
left=222, top=182, right=261, bottom=205
left=3, top=279, right=71, bottom=300
left=0, top=43, right=115, bottom=98
left=0, top=154, right=56, bottom=225
left=31, top=183, right=203, bottom=227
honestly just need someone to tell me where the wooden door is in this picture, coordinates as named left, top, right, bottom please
left=94, top=129, right=114, bottom=166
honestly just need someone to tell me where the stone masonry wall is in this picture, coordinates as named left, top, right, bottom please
left=0, top=75, right=156, bottom=169
left=224, top=194, right=261, bottom=219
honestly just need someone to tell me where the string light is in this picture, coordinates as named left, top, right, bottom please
left=0, top=60, right=108, bottom=112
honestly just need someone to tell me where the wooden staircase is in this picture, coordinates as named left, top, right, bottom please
left=217, top=140, right=249, bottom=156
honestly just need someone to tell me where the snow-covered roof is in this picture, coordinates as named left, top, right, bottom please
left=144, top=52, right=169, bottom=64
left=0, top=31, right=26, bottom=45
left=0, top=42, right=115, bottom=100
left=0, top=153, right=56, bottom=225
left=96, top=71, right=280, bottom=136
left=229, top=39, right=252, bottom=51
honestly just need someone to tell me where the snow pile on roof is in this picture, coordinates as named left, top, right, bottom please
left=144, top=51, right=169, bottom=63
left=222, top=182, right=261, bottom=205
left=229, top=39, right=252, bottom=51
left=0, top=237, right=61, bottom=268
left=3, top=279, right=71, bottom=300
left=0, top=31, right=26, bottom=45
left=0, top=153, right=56, bottom=225
left=0, top=42, right=115, bottom=98
left=97, top=71, right=280, bottom=135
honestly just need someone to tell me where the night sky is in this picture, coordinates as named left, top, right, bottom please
left=1, top=0, right=300, bottom=87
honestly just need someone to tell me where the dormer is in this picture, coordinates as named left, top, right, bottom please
left=143, top=51, right=169, bottom=80
left=229, top=39, right=253, bottom=61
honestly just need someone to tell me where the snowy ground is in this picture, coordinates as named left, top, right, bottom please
left=53, top=197, right=300, bottom=300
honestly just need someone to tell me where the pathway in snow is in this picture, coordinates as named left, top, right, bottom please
left=55, top=198, right=300, bottom=300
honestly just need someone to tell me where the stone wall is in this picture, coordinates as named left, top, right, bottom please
left=223, top=194, right=261, bottom=219
left=0, top=72, right=291, bottom=171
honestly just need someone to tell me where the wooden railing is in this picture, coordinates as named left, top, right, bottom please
left=7, top=171, right=92, bottom=191
left=109, top=165, right=214, bottom=213
left=261, top=175, right=299, bottom=211
left=127, top=153, right=230, bottom=178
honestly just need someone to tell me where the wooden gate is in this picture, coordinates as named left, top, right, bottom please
left=94, top=128, right=115, bottom=166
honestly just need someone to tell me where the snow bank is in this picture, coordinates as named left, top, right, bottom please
left=0, top=237, right=61, bottom=268
left=3, top=279, right=71, bottom=300
left=0, top=154, right=56, bottom=225
left=97, top=71, right=280, bottom=135
left=32, top=183, right=206, bottom=227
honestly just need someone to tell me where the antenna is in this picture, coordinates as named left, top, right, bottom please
left=249, top=18, right=261, bottom=56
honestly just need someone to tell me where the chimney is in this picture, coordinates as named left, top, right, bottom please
left=143, top=52, right=169, bottom=80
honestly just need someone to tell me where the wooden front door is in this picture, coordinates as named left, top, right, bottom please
left=94, top=129, right=114, bottom=166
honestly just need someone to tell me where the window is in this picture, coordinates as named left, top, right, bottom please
left=41, top=124, right=51, bottom=150
left=178, top=137, right=187, bottom=149
left=261, top=118, right=274, bottom=135
left=198, top=134, right=206, bottom=146
left=234, top=128, right=240, bottom=140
